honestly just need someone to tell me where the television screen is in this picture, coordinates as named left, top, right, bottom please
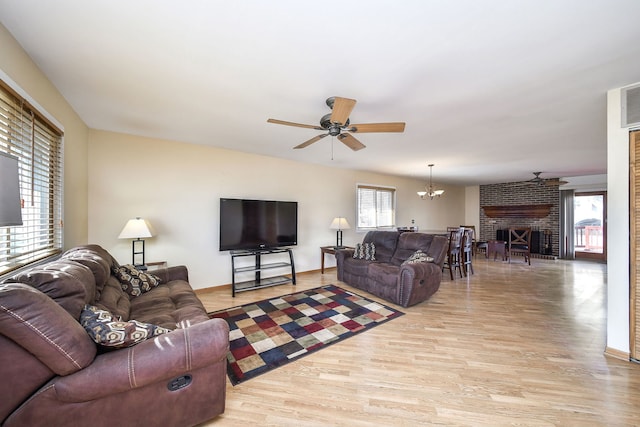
left=219, top=198, right=298, bottom=251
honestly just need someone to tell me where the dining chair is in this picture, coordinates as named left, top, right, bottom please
left=443, top=227, right=464, bottom=279
left=508, top=227, right=532, bottom=265
left=461, top=227, right=474, bottom=276
left=460, top=225, right=477, bottom=256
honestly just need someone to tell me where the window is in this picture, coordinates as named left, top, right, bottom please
left=0, top=79, right=63, bottom=276
left=356, top=184, right=396, bottom=230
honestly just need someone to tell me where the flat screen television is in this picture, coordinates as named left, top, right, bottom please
left=219, top=198, right=298, bottom=251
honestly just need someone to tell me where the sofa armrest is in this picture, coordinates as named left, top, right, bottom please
left=150, top=265, right=189, bottom=283
left=397, top=261, right=443, bottom=307
left=335, top=248, right=354, bottom=263
left=53, top=318, right=229, bottom=402
left=400, top=261, right=441, bottom=277
left=334, top=249, right=355, bottom=281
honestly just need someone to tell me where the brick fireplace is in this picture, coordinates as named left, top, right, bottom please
left=479, top=181, right=560, bottom=257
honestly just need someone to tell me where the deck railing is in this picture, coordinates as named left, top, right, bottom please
left=575, top=225, right=603, bottom=251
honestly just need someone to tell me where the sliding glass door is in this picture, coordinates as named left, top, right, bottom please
left=573, top=192, right=606, bottom=261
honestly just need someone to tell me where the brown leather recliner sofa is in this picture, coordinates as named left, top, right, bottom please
left=0, top=244, right=229, bottom=427
left=336, top=231, right=448, bottom=307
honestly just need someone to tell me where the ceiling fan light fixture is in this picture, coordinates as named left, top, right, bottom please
left=321, top=113, right=350, bottom=130
left=418, top=163, right=444, bottom=200
left=528, top=171, right=568, bottom=186
left=267, top=96, right=405, bottom=152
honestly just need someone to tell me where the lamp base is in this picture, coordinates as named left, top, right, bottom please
left=131, top=239, right=146, bottom=267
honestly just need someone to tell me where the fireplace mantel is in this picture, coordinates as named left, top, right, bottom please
left=482, top=204, right=553, bottom=218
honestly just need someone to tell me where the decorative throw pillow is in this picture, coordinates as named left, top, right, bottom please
left=353, top=242, right=376, bottom=261
left=80, top=304, right=171, bottom=348
left=112, top=264, right=161, bottom=297
left=402, top=249, right=434, bottom=265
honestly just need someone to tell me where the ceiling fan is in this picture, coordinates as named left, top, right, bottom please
left=527, top=172, right=568, bottom=186
left=267, top=96, right=405, bottom=151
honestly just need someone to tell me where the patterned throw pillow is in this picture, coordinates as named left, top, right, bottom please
left=112, top=264, right=161, bottom=297
left=80, top=304, right=171, bottom=348
left=402, top=250, right=434, bottom=265
left=353, top=243, right=376, bottom=260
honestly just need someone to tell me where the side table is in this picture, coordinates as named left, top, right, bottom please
left=146, top=261, right=168, bottom=271
left=320, top=246, right=353, bottom=274
left=487, top=240, right=507, bottom=261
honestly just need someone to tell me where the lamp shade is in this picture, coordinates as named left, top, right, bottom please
left=0, top=152, right=23, bottom=227
left=330, top=217, right=350, bottom=230
left=118, top=217, right=154, bottom=239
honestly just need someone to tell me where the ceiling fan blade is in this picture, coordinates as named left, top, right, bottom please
left=268, top=118, right=324, bottom=130
left=544, top=179, right=568, bottom=186
left=330, top=97, right=357, bottom=125
left=293, top=134, right=328, bottom=149
left=349, top=122, right=406, bottom=133
left=338, top=133, right=366, bottom=151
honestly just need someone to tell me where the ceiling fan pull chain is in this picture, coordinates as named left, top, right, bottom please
left=331, top=136, right=334, bottom=160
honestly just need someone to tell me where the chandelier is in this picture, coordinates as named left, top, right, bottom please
left=417, top=163, right=444, bottom=200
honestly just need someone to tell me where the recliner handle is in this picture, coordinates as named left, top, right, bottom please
left=167, top=374, right=192, bottom=391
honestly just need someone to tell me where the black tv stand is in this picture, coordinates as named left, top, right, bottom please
left=229, top=248, right=296, bottom=296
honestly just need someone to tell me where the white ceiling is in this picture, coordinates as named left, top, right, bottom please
left=1, top=0, right=639, bottom=185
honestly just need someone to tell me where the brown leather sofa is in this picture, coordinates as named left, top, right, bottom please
left=0, top=244, right=229, bottom=427
left=336, top=231, right=448, bottom=307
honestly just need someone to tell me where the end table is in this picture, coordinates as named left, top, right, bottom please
left=487, top=240, right=507, bottom=261
left=320, top=246, right=353, bottom=273
left=146, top=261, right=168, bottom=271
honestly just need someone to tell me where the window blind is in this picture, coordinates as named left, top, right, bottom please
left=357, top=184, right=395, bottom=229
left=0, top=80, right=63, bottom=276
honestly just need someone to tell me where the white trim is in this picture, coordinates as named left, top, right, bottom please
left=0, top=68, right=64, bottom=133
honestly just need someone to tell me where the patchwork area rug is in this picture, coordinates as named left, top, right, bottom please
left=209, top=284, right=403, bottom=385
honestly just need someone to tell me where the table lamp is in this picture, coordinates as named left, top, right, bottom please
left=118, top=217, right=154, bottom=269
left=330, top=217, right=350, bottom=249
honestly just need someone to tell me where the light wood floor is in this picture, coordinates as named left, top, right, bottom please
left=196, top=256, right=640, bottom=426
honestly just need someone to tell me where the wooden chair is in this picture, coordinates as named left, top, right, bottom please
left=443, top=228, right=464, bottom=279
left=508, top=227, right=532, bottom=265
left=461, top=227, right=474, bottom=276
left=460, top=225, right=477, bottom=256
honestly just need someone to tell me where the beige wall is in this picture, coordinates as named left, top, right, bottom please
left=88, top=130, right=465, bottom=289
left=0, top=24, right=89, bottom=248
